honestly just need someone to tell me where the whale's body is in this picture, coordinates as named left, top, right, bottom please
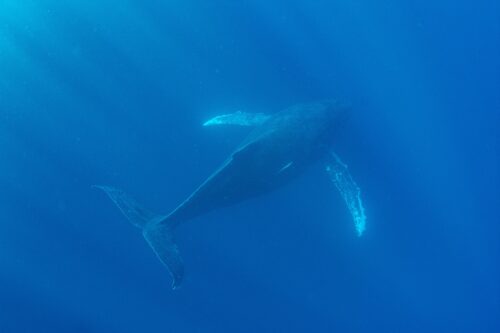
left=166, top=101, right=346, bottom=226
left=97, top=101, right=364, bottom=289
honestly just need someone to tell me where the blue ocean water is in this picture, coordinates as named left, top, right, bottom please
left=0, top=0, right=498, bottom=332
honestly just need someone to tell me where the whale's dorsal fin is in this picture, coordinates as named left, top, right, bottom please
left=325, top=152, right=367, bottom=237
left=203, top=111, right=270, bottom=127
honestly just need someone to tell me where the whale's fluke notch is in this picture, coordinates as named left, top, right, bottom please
left=325, top=153, right=367, bottom=237
left=203, top=111, right=270, bottom=127
left=93, top=185, right=184, bottom=289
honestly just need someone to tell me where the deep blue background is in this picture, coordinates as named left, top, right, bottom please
left=0, top=0, right=498, bottom=332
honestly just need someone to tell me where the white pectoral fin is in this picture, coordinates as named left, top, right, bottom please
left=203, top=111, right=270, bottom=127
left=326, top=152, right=367, bottom=237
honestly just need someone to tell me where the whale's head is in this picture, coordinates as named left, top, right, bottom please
left=321, top=99, right=350, bottom=126
left=304, top=100, right=350, bottom=144
left=270, top=100, right=350, bottom=158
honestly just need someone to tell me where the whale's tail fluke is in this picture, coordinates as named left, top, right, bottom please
left=94, top=186, right=184, bottom=289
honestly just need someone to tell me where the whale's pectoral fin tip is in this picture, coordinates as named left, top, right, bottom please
left=325, top=152, right=367, bottom=237
left=203, top=111, right=270, bottom=127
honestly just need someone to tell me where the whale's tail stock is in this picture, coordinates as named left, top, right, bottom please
left=93, top=186, right=183, bottom=289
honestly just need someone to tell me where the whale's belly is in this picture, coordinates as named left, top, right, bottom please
left=165, top=103, right=333, bottom=224
left=166, top=135, right=319, bottom=223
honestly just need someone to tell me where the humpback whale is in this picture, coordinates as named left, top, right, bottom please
left=96, top=100, right=366, bottom=289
